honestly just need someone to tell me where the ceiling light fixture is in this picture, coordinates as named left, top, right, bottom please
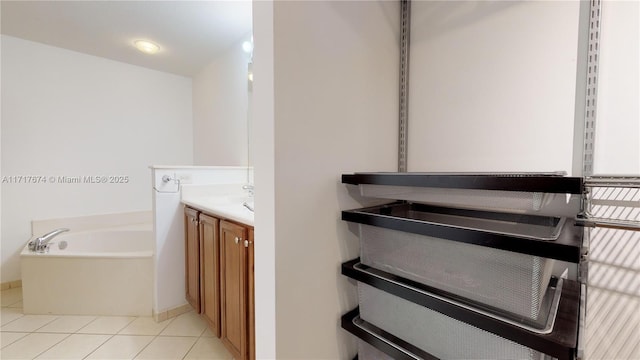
left=242, top=40, right=253, bottom=54
left=134, top=40, right=160, bottom=55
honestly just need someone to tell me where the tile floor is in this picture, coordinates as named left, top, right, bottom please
left=1, top=287, right=233, bottom=360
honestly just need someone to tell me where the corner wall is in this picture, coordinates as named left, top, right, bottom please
left=251, top=1, right=276, bottom=358
left=1, top=35, right=193, bottom=282
left=253, top=1, right=400, bottom=358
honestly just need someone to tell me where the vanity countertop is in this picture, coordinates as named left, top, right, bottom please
left=182, top=196, right=254, bottom=227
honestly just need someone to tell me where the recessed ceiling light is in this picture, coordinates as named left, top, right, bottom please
left=242, top=41, right=253, bottom=53
left=134, top=40, right=160, bottom=55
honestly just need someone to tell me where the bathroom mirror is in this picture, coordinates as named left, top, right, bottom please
left=247, top=60, right=254, bottom=183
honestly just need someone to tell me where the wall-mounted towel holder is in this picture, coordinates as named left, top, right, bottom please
left=153, top=174, right=181, bottom=193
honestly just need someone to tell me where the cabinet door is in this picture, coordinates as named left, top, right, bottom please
left=248, top=228, right=255, bottom=360
left=199, top=213, right=221, bottom=337
left=220, top=220, right=248, bottom=360
left=184, top=207, right=200, bottom=313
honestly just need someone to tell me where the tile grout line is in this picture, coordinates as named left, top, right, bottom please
left=73, top=315, right=123, bottom=359
left=180, top=325, right=208, bottom=360
left=81, top=333, right=117, bottom=360
left=76, top=315, right=137, bottom=335
left=128, top=316, right=178, bottom=360
left=0, top=313, right=60, bottom=333
left=181, top=336, right=200, bottom=360
left=132, top=332, right=160, bottom=359
left=32, top=332, right=74, bottom=359
left=2, top=290, right=230, bottom=359
left=73, top=315, right=103, bottom=335
left=0, top=331, right=29, bottom=349
left=0, top=312, right=25, bottom=328
left=26, top=314, right=72, bottom=359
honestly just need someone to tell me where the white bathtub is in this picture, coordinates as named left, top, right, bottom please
left=20, top=225, right=153, bottom=316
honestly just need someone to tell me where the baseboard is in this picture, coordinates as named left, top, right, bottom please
left=1, top=280, right=22, bottom=291
left=153, top=303, right=192, bottom=322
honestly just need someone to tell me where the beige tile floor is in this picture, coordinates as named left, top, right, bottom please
left=0, top=287, right=233, bottom=360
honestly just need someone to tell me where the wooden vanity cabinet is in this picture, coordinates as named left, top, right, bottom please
left=199, top=213, right=221, bottom=337
left=220, top=220, right=254, bottom=360
left=248, top=228, right=255, bottom=360
left=184, top=206, right=255, bottom=360
left=184, top=207, right=201, bottom=312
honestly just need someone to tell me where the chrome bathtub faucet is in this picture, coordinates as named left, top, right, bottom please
left=28, top=228, right=70, bottom=252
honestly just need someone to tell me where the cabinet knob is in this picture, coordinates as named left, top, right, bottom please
left=235, top=237, right=240, bottom=244
left=244, top=240, right=253, bottom=248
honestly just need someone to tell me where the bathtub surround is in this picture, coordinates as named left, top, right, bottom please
left=150, top=166, right=250, bottom=319
left=21, top=253, right=153, bottom=316
left=21, top=213, right=153, bottom=316
left=1, top=35, right=193, bottom=284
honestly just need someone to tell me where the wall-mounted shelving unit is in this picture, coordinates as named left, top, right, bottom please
left=342, top=202, right=584, bottom=263
left=340, top=172, right=586, bottom=360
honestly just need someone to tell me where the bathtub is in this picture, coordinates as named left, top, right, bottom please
left=20, top=225, right=153, bottom=316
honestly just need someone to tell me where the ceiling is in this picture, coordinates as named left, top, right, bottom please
left=0, top=1, right=252, bottom=77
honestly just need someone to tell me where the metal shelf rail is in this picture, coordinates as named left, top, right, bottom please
left=583, top=176, right=640, bottom=231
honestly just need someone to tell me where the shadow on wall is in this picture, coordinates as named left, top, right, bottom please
left=334, top=180, right=402, bottom=359
left=410, top=1, right=520, bottom=42
left=586, top=187, right=640, bottom=360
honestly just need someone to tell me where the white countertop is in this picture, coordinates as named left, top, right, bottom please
left=181, top=185, right=254, bottom=226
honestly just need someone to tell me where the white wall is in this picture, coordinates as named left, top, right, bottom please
left=408, top=1, right=580, bottom=173
left=150, top=166, right=248, bottom=314
left=193, top=35, right=252, bottom=166
left=593, top=0, right=640, bottom=175
left=1, top=35, right=193, bottom=282
left=251, top=1, right=276, bottom=358
left=252, top=1, right=399, bottom=358
left=585, top=2, right=640, bottom=359
left=255, top=1, right=637, bottom=358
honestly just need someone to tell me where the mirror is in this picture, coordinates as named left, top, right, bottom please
left=247, top=60, right=254, bottom=183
